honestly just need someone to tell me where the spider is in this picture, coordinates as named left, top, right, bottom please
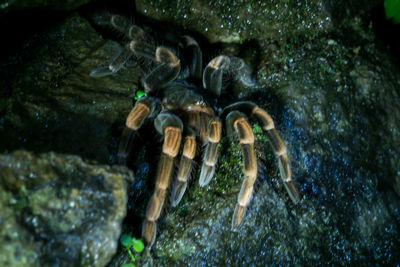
left=90, top=14, right=300, bottom=249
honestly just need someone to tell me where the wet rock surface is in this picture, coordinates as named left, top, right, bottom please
left=136, top=0, right=333, bottom=44
left=0, top=0, right=399, bottom=266
left=0, top=150, right=132, bottom=266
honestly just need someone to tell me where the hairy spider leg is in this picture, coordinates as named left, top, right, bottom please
left=90, top=16, right=149, bottom=77
left=182, top=35, right=203, bottom=81
left=202, top=55, right=230, bottom=97
left=94, top=27, right=153, bottom=76
left=199, top=117, right=222, bottom=186
left=90, top=44, right=134, bottom=77
left=118, top=97, right=157, bottom=164
left=185, top=105, right=214, bottom=142
left=107, top=15, right=152, bottom=43
left=223, top=101, right=300, bottom=204
left=109, top=14, right=130, bottom=34
left=129, top=40, right=157, bottom=60
left=131, top=45, right=181, bottom=92
left=226, top=111, right=257, bottom=229
left=171, top=129, right=197, bottom=206
left=251, top=106, right=300, bottom=203
left=143, top=113, right=183, bottom=248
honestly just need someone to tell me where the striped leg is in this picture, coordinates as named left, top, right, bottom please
left=117, top=97, right=156, bottom=164
left=171, top=130, right=197, bottom=206
left=142, top=113, right=183, bottom=248
left=226, top=111, right=257, bottom=230
left=199, top=118, right=222, bottom=186
left=222, top=101, right=300, bottom=204
left=129, top=45, right=181, bottom=93
left=202, top=56, right=230, bottom=97
left=89, top=16, right=147, bottom=77
left=251, top=106, right=300, bottom=203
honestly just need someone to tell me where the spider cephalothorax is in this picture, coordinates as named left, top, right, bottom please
left=91, top=14, right=300, bottom=249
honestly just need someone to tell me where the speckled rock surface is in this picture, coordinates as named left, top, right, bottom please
left=0, top=150, right=133, bottom=266
left=136, top=0, right=333, bottom=44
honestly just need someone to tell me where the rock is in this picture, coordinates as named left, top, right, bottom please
left=0, top=150, right=133, bottom=266
left=135, top=0, right=386, bottom=45
left=135, top=0, right=333, bottom=44
left=0, top=13, right=138, bottom=163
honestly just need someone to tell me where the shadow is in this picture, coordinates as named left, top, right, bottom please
left=371, top=2, right=400, bottom=67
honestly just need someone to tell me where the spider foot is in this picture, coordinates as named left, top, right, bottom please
left=171, top=133, right=196, bottom=206
left=199, top=118, right=221, bottom=186
left=142, top=220, right=157, bottom=248
left=232, top=203, right=247, bottom=230
left=199, top=164, right=216, bottom=186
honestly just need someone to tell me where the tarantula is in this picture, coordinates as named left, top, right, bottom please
left=90, top=14, right=300, bottom=249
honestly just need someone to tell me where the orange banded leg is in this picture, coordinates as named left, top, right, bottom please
left=171, top=131, right=197, bottom=206
left=222, top=101, right=300, bottom=204
left=142, top=113, right=183, bottom=248
left=199, top=118, right=222, bottom=186
left=131, top=45, right=181, bottom=93
left=226, top=111, right=257, bottom=229
left=117, top=97, right=156, bottom=164
left=251, top=106, right=300, bottom=203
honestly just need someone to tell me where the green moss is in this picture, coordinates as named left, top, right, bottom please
left=211, top=123, right=272, bottom=195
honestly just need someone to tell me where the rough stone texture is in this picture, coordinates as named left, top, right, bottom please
left=136, top=0, right=333, bottom=44
left=0, top=150, right=133, bottom=266
left=0, top=13, right=138, bottom=163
